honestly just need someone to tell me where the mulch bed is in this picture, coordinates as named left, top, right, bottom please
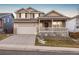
left=69, top=32, right=79, bottom=39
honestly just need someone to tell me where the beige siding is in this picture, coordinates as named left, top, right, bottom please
left=47, top=13, right=60, bottom=16
left=40, top=13, right=44, bottom=17
left=39, top=23, right=43, bottom=28
left=16, top=14, right=19, bottom=19
left=14, top=23, right=37, bottom=27
left=27, top=14, right=30, bottom=19
left=16, top=27, right=37, bottom=34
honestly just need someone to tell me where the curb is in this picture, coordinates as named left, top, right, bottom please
left=0, top=44, right=79, bottom=52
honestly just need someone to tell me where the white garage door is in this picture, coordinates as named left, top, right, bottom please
left=16, top=27, right=37, bottom=34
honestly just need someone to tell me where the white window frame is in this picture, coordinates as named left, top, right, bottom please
left=7, top=18, right=9, bottom=23
left=3, top=18, right=6, bottom=23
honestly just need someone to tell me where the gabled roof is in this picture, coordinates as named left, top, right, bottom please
left=69, top=15, right=79, bottom=20
left=15, top=8, right=27, bottom=13
left=38, top=10, right=70, bottom=20
left=0, top=13, right=14, bottom=18
left=15, top=7, right=44, bottom=13
left=25, top=7, right=39, bottom=12
left=73, top=15, right=79, bottom=18
left=45, top=10, right=67, bottom=17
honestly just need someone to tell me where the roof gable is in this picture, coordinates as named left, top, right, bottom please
left=15, top=7, right=44, bottom=13
left=73, top=15, right=79, bottom=18
left=0, top=13, right=14, bottom=18
left=25, top=7, right=39, bottom=12
left=45, top=10, right=65, bottom=17
left=15, top=8, right=27, bottom=13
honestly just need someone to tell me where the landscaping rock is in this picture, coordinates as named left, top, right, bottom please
left=38, top=39, right=46, bottom=44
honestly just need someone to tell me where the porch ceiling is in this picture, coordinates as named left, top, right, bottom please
left=38, top=16, right=69, bottom=20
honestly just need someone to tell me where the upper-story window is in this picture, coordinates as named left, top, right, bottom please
left=35, top=14, right=39, bottom=18
left=17, top=13, right=44, bottom=19
left=7, top=18, right=10, bottom=23
left=3, top=18, right=6, bottom=23
left=25, top=13, right=27, bottom=18
left=19, top=13, right=21, bottom=18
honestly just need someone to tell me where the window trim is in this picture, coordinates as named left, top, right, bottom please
left=25, top=13, right=27, bottom=18
left=39, top=13, right=40, bottom=17
left=0, top=19, right=3, bottom=28
left=19, top=13, right=21, bottom=18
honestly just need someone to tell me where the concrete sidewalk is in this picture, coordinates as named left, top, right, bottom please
left=0, top=44, right=79, bottom=52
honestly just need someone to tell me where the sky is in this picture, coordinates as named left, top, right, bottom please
left=0, top=4, right=79, bottom=17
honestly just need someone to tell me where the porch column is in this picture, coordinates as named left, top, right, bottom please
left=38, top=18, right=40, bottom=33
left=52, top=19, right=53, bottom=28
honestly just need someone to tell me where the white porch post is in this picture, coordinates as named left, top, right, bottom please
left=52, top=19, right=53, bottom=28
left=38, top=18, right=40, bottom=33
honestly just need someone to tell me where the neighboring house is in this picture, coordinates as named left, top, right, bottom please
left=14, top=7, right=69, bottom=37
left=0, top=13, right=14, bottom=33
left=66, top=15, right=79, bottom=32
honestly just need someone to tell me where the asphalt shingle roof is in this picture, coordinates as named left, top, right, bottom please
left=15, top=7, right=44, bottom=13
left=0, top=13, right=13, bottom=18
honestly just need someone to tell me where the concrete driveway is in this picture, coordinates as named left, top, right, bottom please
left=0, top=35, right=36, bottom=46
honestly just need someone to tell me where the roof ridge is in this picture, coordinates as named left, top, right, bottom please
left=15, top=8, right=26, bottom=13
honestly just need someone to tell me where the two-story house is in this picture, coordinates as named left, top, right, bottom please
left=14, top=7, right=69, bottom=37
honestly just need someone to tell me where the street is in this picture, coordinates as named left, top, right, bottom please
left=0, top=50, right=79, bottom=55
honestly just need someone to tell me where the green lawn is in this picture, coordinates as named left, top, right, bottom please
left=35, top=37, right=79, bottom=48
left=0, top=34, right=9, bottom=40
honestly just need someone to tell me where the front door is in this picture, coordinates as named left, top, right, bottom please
left=44, top=22, right=49, bottom=27
left=43, top=20, right=52, bottom=28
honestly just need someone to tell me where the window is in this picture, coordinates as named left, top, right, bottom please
left=35, top=14, right=39, bottom=18
left=39, top=13, right=40, bottom=17
left=25, top=13, right=27, bottom=18
left=7, top=18, right=9, bottom=23
left=19, top=13, right=21, bottom=18
left=52, top=21, right=62, bottom=27
left=0, top=20, right=2, bottom=28
left=76, top=26, right=79, bottom=28
left=3, top=18, right=6, bottom=23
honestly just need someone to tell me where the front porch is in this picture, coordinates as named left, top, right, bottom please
left=38, top=17, right=69, bottom=37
